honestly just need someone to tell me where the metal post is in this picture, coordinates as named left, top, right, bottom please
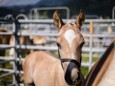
left=12, top=20, right=21, bottom=85
left=89, top=34, right=93, bottom=70
left=89, top=21, right=93, bottom=70
left=12, top=21, right=18, bottom=85
left=65, top=7, right=70, bottom=19
left=35, top=9, right=39, bottom=19
left=29, top=9, right=33, bottom=19
left=112, top=6, right=115, bottom=19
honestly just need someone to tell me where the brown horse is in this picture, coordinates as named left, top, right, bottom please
left=0, top=29, right=32, bottom=57
left=32, top=36, right=46, bottom=46
left=23, top=10, right=85, bottom=86
left=83, top=41, right=115, bottom=86
left=0, top=29, right=11, bottom=56
left=9, top=35, right=47, bottom=58
left=0, top=28, right=48, bottom=58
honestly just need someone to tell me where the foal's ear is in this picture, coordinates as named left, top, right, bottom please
left=53, top=10, right=64, bottom=29
left=75, top=10, right=85, bottom=28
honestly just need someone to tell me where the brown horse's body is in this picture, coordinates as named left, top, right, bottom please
left=0, top=29, right=11, bottom=56
left=0, top=29, right=31, bottom=57
left=0, top=29, right=47, bottom=57
left=9, top=35, right=32, bottom=57
left=32, top=36, right=46, bottom=45
left=23, top=10, right=85, bottom=86
left=83, top=41, right=115, bottom=86
left=95, top=47, right=115, bottom=86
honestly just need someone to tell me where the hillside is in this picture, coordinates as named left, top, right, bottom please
left=0, top=0, right=114, bottom=18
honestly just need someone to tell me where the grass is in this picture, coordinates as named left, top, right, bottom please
left=81, top=52, right=102, bottom=77
left=0, top=62, right=13, bottom=86
left=81, top=67, right=89, bottom=77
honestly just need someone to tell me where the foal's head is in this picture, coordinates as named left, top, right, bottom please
left=53, top=10, right=85, bottom=85
left=53, top=10, right=85, bottom=64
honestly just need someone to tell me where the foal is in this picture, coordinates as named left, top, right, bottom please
left=23, top=10, right=85, bottom=86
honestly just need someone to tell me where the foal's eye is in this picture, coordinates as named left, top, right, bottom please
left=57, top=43, right=61, bottom=49
left=80, top=41, right=85, bottom=47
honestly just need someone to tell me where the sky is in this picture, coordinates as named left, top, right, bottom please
left=0, top=0, right=41, bottom=6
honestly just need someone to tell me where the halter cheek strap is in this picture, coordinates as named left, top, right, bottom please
left=58, top=49, right=80, bottom=69
left=58, top=48, right=81, bottom=85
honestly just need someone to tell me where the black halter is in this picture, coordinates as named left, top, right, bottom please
left=58, top=49, right=81, bottom=85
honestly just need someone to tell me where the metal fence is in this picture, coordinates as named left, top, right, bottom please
left=0, top=19, right=115, bottom=85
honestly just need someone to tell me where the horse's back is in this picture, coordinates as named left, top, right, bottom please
left=23, top=51, right=66, bottom=86
left=97, top=47, right=115, bottom=86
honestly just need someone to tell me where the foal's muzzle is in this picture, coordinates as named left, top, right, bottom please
left=60, top=59, right=80, bottom=85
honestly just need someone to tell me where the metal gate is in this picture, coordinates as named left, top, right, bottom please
left=0, top=18, right=115, bottom=85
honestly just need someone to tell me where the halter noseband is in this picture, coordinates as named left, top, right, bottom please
left=60, top=58, right=80, bottom=69
left=58, top=48, right=81, bottom=85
